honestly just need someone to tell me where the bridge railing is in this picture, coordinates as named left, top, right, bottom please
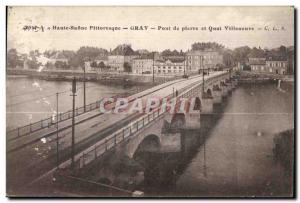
left=67, top=72, right=229, bottom=170
left=6, top=76, right=187, bottom=141
left=74, top=107, right=165, bottom=170
left=6, top=92, right=133, bottom=141
left=7, top=99, right=104, bottom=141
left=7, top=72, right=229, bottom=141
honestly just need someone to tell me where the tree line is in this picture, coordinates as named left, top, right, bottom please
left=7, top=43, right=294, bottom=73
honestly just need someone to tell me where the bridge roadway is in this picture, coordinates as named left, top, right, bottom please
left=7, top=71, right=227, bottom=194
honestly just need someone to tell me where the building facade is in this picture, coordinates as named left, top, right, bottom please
left=154, top=59, right=185, bottom=75
left=249, top=57, right=266, bottom=73
left=108, top=44, right=139, bottom=72
left=249, top=56, right=287, bottom=75
left=132, top=58, right=153, bottom=74
left=186, top=50, right=223, bottom=73
left=266, top=60, right=288, bottom=74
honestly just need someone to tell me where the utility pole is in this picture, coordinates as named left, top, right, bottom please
left=56, top=92, right=59, bottom=170
left=202, top=56, right=205, bottom=94
left=71, top=77, right=77, bottom=171
left=152, top=52, right=155, bottom=84
left=184, top=54, right=186, bottom=76
left=83, top=64, right=86, bottom=112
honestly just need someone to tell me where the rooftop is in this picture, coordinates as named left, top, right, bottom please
left=110, top=44, right=138, bottom=56
left=248, top=48, right=265, bottom=58
left=266, top=56, right=287, bottom=61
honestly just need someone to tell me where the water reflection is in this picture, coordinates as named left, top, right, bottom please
left=134, top=82, right=294, bottom=197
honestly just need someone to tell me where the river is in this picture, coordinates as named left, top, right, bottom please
left=6, top=76, right=139, bottom=130
left=133, top=81, right=294, bottom=197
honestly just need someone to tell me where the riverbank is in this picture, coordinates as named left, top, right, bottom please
left=7, top=68, right=180, bottom=86
left=238, top=71, right=294, bottom=84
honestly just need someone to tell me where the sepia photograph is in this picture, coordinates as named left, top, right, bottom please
left=6, top=6, right=295, bottom=198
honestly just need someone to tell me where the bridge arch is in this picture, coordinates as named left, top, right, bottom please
left=193, top=96, right=202, bottom=110
left=213, top=84, right=220, bottom=91
left=206, top=88, right=212, bottom=98
left=220, top=81, right=226, bottom=86
left=170, top=112, right=186, bottom=130
left=132, top=134, right=161, bottom=161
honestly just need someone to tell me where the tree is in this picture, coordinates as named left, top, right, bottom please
left=222, top=49, right=235, bottom=67
left=7, top=48, right=21, bottom=68
left=161, top=49, right=184, bottom=56
left=233, top=46, right=251, bottom=63
left=191, top=42, right=225, bottom=51
left=73, top=46, right=108, bottom=68
left=123, top=62, right=132, bottom=73
left=98, top=61, right=106, bottom=70
left=26, top=59, right=39, bottom=69
left=45, top=61, right=54, bottom=69
left=90, top=61, right=98, bottom=68
left=54, top=61, right=70, bottom=69
left=161, top=49, right=173, bottom=56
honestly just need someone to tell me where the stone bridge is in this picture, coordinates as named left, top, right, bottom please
left=57, top=71, right=238, bottom=172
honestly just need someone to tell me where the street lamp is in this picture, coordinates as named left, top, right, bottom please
left=184, top=55, right=186, bottom=76
left=202, top=56, right=205, bottom=94
left=71, top=77, right=77, bottom=171
left=83, top=63, right=86, bottom=112
left=152, top=52, right=155, bottom=84
left=56, top=92, right=59, bottom=170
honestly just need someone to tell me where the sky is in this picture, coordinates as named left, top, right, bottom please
left=7, top=6, right=294, bottom=53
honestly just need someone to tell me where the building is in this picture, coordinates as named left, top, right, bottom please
left=108, top=44, right=139, bottom=72
left=265, top=56, right=288, bottom=75
left=249, top=60, right=266, bottom=73
left=248, top=48, right=266, bottom=72
left=154, top=59, right=186, bottom=75
left=49, top=52, right=69, bottom=64
left=186, top=50, right=223, bottom=73
left=249, top=50, right=288, bottom=75
left=132, top=57, right=153, bottom=74
left=287, top=46, right=294, bottom=74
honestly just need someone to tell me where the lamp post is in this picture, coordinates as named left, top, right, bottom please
left=202, top=56, right=205, bottom=94
left=83, top=64, right=86, bottom=112
left=184, top=55, right=186, bottom=76
left=71, top=77, right=77, bottom=171
left=152, top=52, right=155, bottom=84
left=56, top=92, right=59, bottom=170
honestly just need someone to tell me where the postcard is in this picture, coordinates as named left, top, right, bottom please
left=6, top=6, right=295, bottom=197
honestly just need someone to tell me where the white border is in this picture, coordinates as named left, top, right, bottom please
left=1, top=0, right=298, bottom=202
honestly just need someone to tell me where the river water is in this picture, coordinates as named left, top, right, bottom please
left=6, top=76, right=138, bottom=130
left=132, top=81, right=294, bottom=197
